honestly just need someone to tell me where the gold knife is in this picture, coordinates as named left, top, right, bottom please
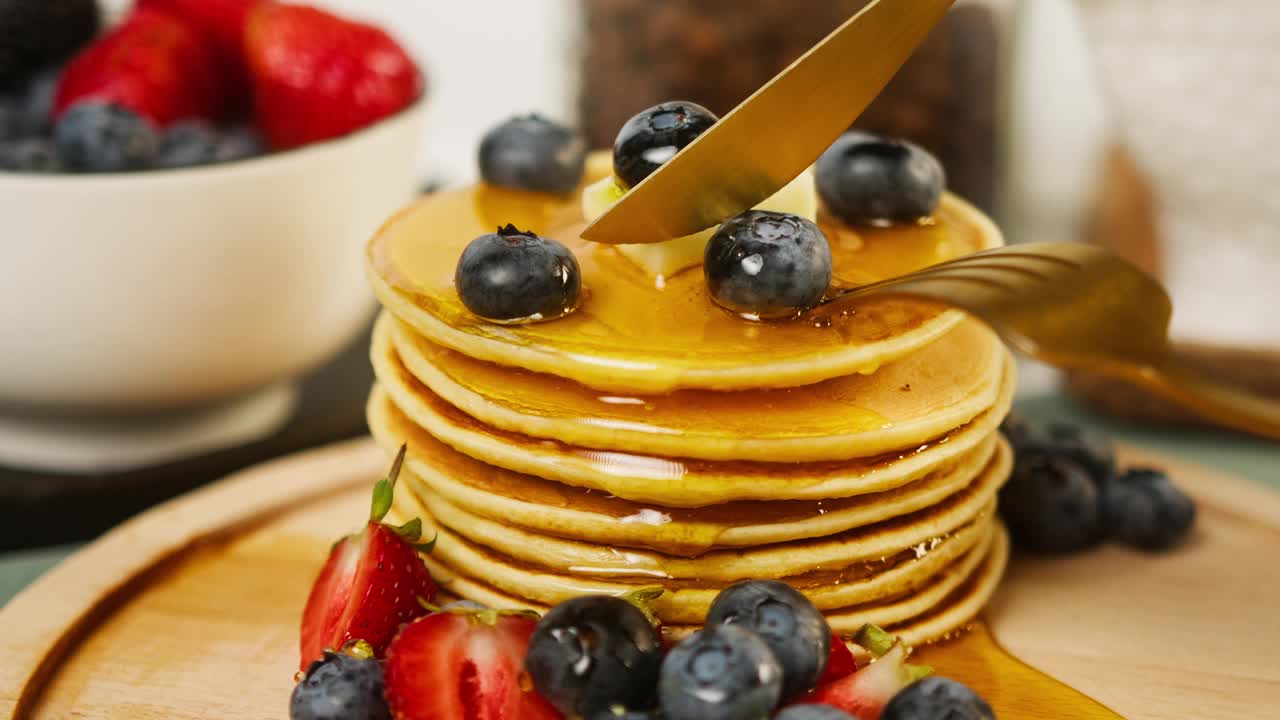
left=581, top=0, right=955, bottom=245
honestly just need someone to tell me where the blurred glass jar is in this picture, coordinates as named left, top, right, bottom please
left=579, top=0, right=1015, bottom=214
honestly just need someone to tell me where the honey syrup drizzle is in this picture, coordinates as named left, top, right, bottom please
left=916, top=620, right=1124, bottom=719
left=368, top=183, right=983, bottom=385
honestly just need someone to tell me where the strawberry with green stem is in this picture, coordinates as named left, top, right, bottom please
left=298, top=445, right=437, bottom=670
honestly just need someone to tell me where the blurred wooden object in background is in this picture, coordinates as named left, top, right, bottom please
left=1069, top=1, right=1280, bottom=431
left=1071, top=145, right=1280, bottom=427
left=580, top=0, right=1008, bottom=213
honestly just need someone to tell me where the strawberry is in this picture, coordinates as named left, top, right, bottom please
left=245, top=3, right=423, bottom=149
left=805, top=626, right=932, bottom=720
left=137, top=0, right=263, bottom=108
left=298, top=446, right=437, bottom=670
left=818, top=633, right=860, bottom=686
left=53, top=7, right=227, bottom=127
left=384, top=605, right=563, bottom=720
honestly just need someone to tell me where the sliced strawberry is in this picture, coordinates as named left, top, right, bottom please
left=137, top=0, right=263, bottom=109
left=54, top=7, right=227, bottom=127
left=385, top=607, right=563, bottom=720
left=807, top=641, right=930, bottom=720
left=298, top=446, right=436, bottom=669
left=245, top=3, right=423, bottom=149
left=818, top=633, right=860, bottom=685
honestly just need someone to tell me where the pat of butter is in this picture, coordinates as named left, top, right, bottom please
left=582, top=169, right=817, bottom=279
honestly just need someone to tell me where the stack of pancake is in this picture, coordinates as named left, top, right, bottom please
left=367, top=165, right=1015, bottom=645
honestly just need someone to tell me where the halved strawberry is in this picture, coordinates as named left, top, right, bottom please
left=245, top=3, right=423, bottom=149
left=384, top=606, right=563, bottom=720
left=54, top=7, right=227, bottom=127
left=805, top=626, right=931, bottom=720
left=298, top=446, right=436, bottom=670
left=818, top=633, right=860, bottom=685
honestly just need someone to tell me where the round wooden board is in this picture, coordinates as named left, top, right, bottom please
left=1, top=438, right=1277, bottom=720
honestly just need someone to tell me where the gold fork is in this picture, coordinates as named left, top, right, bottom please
left=824, top=242, right=1280, bottom=441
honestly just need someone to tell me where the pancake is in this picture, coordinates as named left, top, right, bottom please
left=366, top=160, right=1003, bottom=393
left=666, top=524, right=1008, bottom=638
left=371, top=386, right=1003, bottom=555
left=403, top=512, right=1000, bottom=629
left=390, top=447, right=1004, bottom=583
left=371, top=334, right=1016, bottom=505
left=389, top=458, right=1001, bottom=612
left=885, top=523, right=1009, bottom=645
left=381, top=313, right=1006, bottom=463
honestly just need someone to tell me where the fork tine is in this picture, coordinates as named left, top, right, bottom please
left=926, top=248, right=1086, bottom=272
left=832, top=265, right=1032, bottom=306
left=904, top=259, right=1055, bottom=282
left=816, top=241, right=1280, bottom=442
left=891, top=272, right=1022, bottom=294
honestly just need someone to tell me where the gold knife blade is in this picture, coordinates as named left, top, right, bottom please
left=581, top=0, right=955, bottom=245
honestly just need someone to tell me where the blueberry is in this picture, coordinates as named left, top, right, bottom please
left=455, top=224, right=582, bottom=322
left=775, top=705, right=856, bottom=720
left=213, top=127, right=266, bottom=163
left=999, top=447, right=1102, bottom=553
left=704, top=210, right=832, bottom=319
left=54, top=102, right=159, bottom=173
left=290, top=650, right=390, bottom=720
left=1101, top=467, right=1195, bottom=551
left=998, top=409, right=1033, bottom=449
left=589, top=709, right=660, bottom=720
left=19, top=67, right=59, bottom=136
left=658, top=624, right=783, bottom=720
left=479, top=114, right=586, bottom=194
left=705, top=580, right=830, bottom=700
left=882, top=677, right=994, bottom=720
left=525, top=595, right=664, bottom=718
left=0, top=138, right=62, bottom=173
left=0, top=97, right=20, bottom=141
left=816, top=131, right=945, bottom=224
left=158, top=121, right=220, bottom=168
left=1044, top=422, right=1116, bottom=483
left=612, top=101, right=717, bottom=188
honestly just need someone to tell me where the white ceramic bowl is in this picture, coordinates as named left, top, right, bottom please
left=0, top=102, right=424, bottom=413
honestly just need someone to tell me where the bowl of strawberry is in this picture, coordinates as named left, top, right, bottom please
left=0, top=1, right=424, bottom=420
left=291, top=449, right=997, bottom=720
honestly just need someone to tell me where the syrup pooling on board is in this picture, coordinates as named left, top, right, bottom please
left=916, top=621, right=1124, bottom=719
left=368, top=180, right=992, bottom=389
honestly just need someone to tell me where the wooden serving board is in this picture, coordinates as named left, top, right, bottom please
left=1, top=438, right=1277, bottom=720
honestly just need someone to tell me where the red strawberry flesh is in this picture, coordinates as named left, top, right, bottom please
left=819, top=633, right=860, bottom=685
left=807, top=642, right=923, bottom=720
left=245, top=3, right=423, bottom=149
left=137, top=0, right=263, bottom=109
left=384, top=611, right=562, bottom=720
left=298, top=522, right=435, bottom=669
left=54, top=7, right=227, bottom=127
